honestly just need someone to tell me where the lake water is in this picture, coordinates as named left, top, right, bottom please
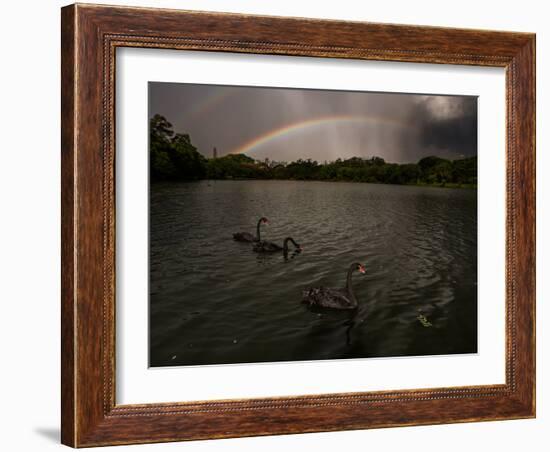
left=149, top=180, right=477, bottom=367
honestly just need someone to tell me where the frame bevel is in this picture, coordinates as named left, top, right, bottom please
left=61, top=3, right=535, bottom=447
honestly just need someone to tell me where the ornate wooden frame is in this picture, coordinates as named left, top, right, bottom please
left=61, top=3, right=535, bottom=447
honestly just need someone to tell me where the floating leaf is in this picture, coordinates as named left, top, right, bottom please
left=417, top=314, right=433, bottom=327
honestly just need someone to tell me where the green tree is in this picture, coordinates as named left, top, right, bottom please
left=150, top=114, right=176, bottom=180
left=170, top=133, right=207, bottom=180
left=149, top=115, right=206, bottom=181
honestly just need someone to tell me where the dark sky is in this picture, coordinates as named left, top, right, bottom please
left=149, top=82, right=477, bottom=163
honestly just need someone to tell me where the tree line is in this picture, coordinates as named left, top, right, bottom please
left=150, top=114, right=477, bottom=187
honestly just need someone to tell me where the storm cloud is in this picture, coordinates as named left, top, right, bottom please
left=149, top=82, right=477, bottom=163
left=407, top=96, right=478, bottom=160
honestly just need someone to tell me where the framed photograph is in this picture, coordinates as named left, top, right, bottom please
left=61, top=3, right=535, bottom=447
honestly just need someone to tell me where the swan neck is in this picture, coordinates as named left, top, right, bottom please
left=283, top=238, right=299, bottom=255
left=256, top=219, right=262, bottom=241
left=283, top=237, right=292, bottom=252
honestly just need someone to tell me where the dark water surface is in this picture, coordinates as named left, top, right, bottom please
left=150, top=180, right=477, bottom=367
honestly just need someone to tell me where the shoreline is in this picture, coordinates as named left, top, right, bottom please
left=152, top=178, right=477, bottom=189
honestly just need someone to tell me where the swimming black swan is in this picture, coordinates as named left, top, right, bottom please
left=302, top=263, right=366, bottom=310
left=253, top=237, right=302, bottom=256
left=233, top=217, right=268, bottom=242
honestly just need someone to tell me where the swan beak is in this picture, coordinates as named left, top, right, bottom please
left=359, top=265, right=366, bottom=274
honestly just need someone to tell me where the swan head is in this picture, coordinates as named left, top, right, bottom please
left=356, top=263, right=366, bottom=274
left=260, top=217, right=269, bottom=225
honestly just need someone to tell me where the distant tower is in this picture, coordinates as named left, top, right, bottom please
left=213, top=147, right=218, bottom=159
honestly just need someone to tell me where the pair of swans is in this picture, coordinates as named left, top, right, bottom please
left=233, top=217, right=302, bottom=258
left=233, top=217, right=366, bottom=310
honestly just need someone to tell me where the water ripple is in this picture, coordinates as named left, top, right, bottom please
left=150, top=180, right=477, bottom=366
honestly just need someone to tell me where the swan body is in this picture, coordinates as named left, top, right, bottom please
left=302, top=263, right=366, bottom=310
left=253, top=237, right=302, bottom=255
left=232, top=231, right=256, bottom=242
left=253, top=241, right=282, bottom=252
left=233, top=217, right=268, bottom=242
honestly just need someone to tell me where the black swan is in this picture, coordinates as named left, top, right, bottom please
left=233, top=217, right=268, bottom=242
left=253, top=237, right=302, bottom=256
left=302, top=263, right=366, bottom=310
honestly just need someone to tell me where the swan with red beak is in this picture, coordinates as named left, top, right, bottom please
left=302, top=262, right=366, bottom=310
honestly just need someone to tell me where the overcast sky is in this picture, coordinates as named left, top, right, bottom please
left=149, top=82, right=477, bottom=164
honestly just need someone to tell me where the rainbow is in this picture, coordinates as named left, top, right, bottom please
left=230, top=115, right=411, bottom=155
